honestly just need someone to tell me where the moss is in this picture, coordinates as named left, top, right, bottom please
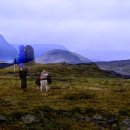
left=0, top=63, right=130, bottom=129
left=64, top=91, right=96, bottom=100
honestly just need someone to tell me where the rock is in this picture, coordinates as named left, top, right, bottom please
left=39, top=110, right=46, bottom=118
left=0, top=115, right=6, bottom=120
left=0, top=115, right=6, bottom=123
left=100, top=127, right=106, bottom=130
left=110, top=123, right=119, bottom=130
left=93, top=113, right=103, bottom=120
left=79, top=117, right=91, bottom=122
left=128, top=128, right=130, bottom=130
left=123, top=118, right=130, bottom=127
left=21, top=114, right=39, bottom=124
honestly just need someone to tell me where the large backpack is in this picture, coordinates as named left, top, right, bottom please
left=35, top=78, right=40, bottom=86
left=25, top=45, right=35, bottom=66
left=34, top=75, right=52, bottom=86
left=47, top=76, right=52, bottom=84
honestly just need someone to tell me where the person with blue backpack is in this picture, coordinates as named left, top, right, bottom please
left=18, top=45, right=28, bottom=91
left=19, top=66, right=28, bottom=91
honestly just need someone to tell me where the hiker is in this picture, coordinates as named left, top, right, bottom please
left=40, top=69, right=49, bottom=92
left=19, top=66, right=28, bottom=91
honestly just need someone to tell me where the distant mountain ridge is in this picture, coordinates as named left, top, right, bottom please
left=0, top=35, right=17, bottom=62
left=12, top=44, right=67, bottom=58
left=36, top=49, right=92, bottom=64
left=96, top=59, right=130, bottom=76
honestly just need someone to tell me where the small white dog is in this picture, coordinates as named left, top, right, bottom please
left=40, top=70, right=49, bottom=92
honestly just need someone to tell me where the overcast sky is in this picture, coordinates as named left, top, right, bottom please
left=0, top=0, right=130, bottom=61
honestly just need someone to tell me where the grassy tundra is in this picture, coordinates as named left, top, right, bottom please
left=0, top=63, right=130, bottom=130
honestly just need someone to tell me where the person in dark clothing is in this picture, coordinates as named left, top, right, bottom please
left=19, top=67, right=28, bottom=91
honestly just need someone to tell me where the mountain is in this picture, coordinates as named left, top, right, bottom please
left=0, top=63, right=13, bottom=69
left=96, top=59, right=130, bottom=76
left=36, top=49, right=91, bottom=64
left=72, top=52, right=92, bottom=63
left=0, top=35, right=17, bottom=62
left=12, top=44, right=67, bottom=58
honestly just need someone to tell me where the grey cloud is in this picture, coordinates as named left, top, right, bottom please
left=0, top=0, right=130, bottom=20
left=0, top=0, right=130, bottom=61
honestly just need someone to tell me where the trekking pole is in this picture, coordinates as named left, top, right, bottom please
left=27, top=73, right=36, bottom=80
left=13, top=59, right=16, bottom=88
left=14, top=60, right=16, bottom=73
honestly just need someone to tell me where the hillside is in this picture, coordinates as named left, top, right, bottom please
left=0, top=63, right=13, bottom=69
left=96, top=59, right=130, bottom=76
left=0, top=34, right=17, bottom=61
left=0, top=63, right=130, bottom=130
left=36, top=49, right=91, bottom=64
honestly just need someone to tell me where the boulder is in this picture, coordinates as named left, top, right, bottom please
left=0, top=114, right=6, bottom=123
left=21, top=114, right=39, bottom=124
left=123, top=118, right=130, bottom=127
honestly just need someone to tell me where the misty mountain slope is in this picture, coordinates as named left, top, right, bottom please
left=12, top=44, right=67, bottom=58
left=96, top=60, right=130, bottom=75
left=36, top=49, right=92, bottom=64
left=72, top=52, right=92, bottom=63
left=0, top=35, right=17, bottom=61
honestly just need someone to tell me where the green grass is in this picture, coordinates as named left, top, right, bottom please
left=0, top=63, right=130, bottom=130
